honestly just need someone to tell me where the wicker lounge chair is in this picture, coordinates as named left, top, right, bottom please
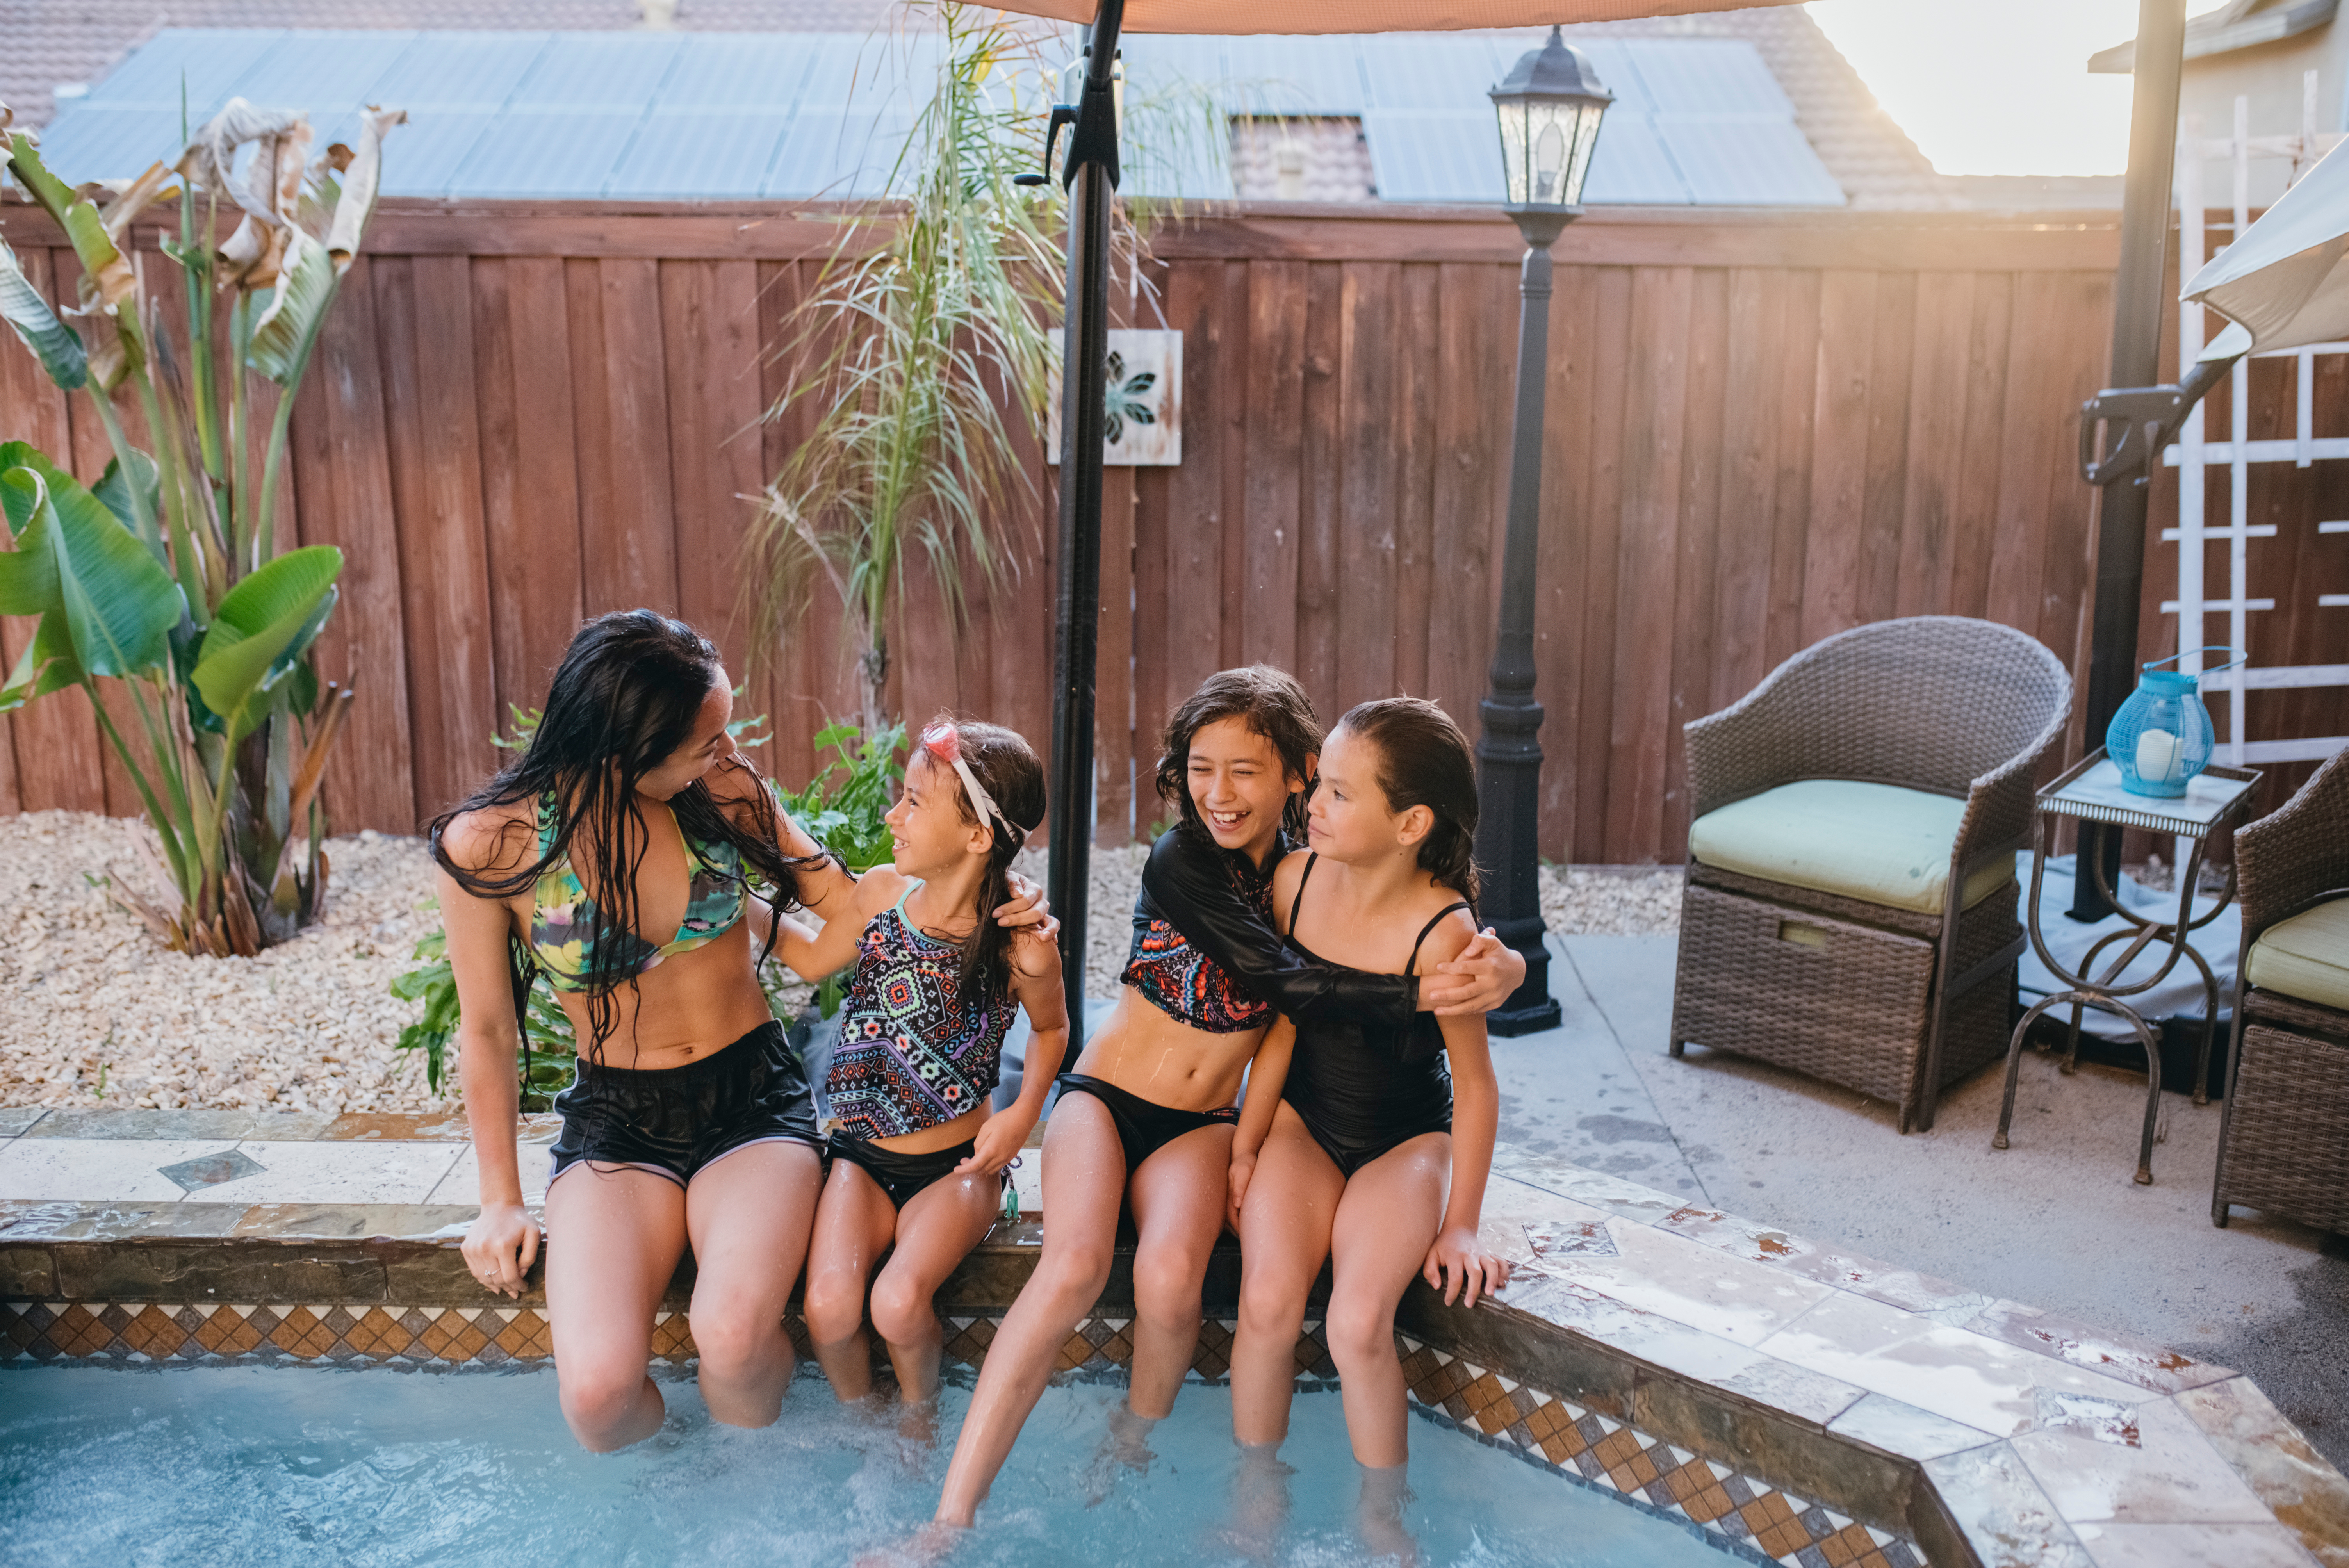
left=2213, top=747, right=2349, bottom=1231
left=1669, top=616, right=2072, bottom=1133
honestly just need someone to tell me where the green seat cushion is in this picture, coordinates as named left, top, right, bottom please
left=1688, top=779, right=2012, bottom=917
left=2246, top=899, right=2349, bottom=1012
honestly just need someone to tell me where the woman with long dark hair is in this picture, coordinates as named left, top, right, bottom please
left=435, top=610, right=1040, bottom=1451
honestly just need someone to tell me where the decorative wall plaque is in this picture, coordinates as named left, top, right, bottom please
left=1047, top=328, right=1182, bottom=467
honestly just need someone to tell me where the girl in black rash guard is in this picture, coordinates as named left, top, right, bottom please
left=1226, top=698, right=1512, bottom=1561
left=921, top=668, right=1526, bottom=1543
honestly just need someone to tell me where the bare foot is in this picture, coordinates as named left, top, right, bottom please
left=1357, top=1462, right=1419, bottom=1568
left=1208, top=1442, right=1291, bottom=1563
left=896, top=1395, right=939, bottom=1451
left=854, top=1519, right=964, bottom=1568
left=1082, top=1400, right=1160, bottom=1505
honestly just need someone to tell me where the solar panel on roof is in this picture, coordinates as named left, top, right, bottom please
left=225, top=32, right=407, bottom=121
left=1578, top=116, right=1692, bottom=206
left=509, top=34, right=688, bottom=113
left=82, top=29, right=280, bottom=112
left=367, top=34, right=552, bottom=113
left=657, top=36, right=823, bottom=112
left=1618, top=38, right=1791, bottom=119
left=445, top=113, right=637, bottom=198
left=1354, top=37, right=1508, bottom=112
left=608, top=112, right=799, bottom=199
left=1658, top=120, right=1843, bottom=208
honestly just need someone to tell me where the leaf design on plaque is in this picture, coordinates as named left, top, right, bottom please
left=1103, top=351, right=1158, bottom=446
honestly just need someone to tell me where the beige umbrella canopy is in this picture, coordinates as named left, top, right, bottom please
left=980, top=0, right=1797, bottom=33
left=2186, top=135, right=2349, bottom=361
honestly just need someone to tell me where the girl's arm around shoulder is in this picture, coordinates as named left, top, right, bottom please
left=1267, top=847, right=1312, bottom=938
left=770, top=862, right=908, bottom=983
left=704, top=755, right=862, bottom=923
left=962, top=933, right=1068, bottom=1175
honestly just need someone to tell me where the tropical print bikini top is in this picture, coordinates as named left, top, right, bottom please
left=827, top=881, right=1014, bottom=1140
left=529, top=792, right=747, bottom=992
left=1121, top=837, right=1278, bottom=1035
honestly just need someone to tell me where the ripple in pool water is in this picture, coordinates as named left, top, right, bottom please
left=0, top=1365, right=1739, bottom=1566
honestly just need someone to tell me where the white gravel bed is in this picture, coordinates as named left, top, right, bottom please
left=1, top=814, right=1677, bottom=1114
left=0, top=813, right=440, bottom=1115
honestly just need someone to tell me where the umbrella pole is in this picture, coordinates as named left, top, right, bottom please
left=1047, top=0, right=1126, bottom=1033
left=2073, top=0, right=2189, bottom=922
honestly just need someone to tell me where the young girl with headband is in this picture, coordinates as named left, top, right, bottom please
left=774, top=719, right=1067, bottom=1430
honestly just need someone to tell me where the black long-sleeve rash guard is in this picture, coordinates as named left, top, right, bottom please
left=1135, top=827, right=1418, bottom=1029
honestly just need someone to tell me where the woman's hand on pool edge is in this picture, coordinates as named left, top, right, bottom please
left=1420, top=929, right=1527, bottom=1016
left=463, top=1202, right=540, bottom=1299
left=1422, top=1225, right=1510, bottom=1310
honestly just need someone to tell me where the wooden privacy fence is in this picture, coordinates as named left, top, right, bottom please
left=9, top=195, right=2317, bottom=865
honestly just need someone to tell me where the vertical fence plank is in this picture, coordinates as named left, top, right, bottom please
left=477, top=256, right=586, bottom=721
left=1095, top=466, right=1137, bottom=844
left=1857, top=271, right=1917, bottom=625
left=1336, top=260, right=1400, bottom=714
left=1392, top=264, right=1441, bottom=704
left=1242, top=261, right=1307, bottom=672
left=1948, top=272, right=2014, bottom=622
left=1664, top=267, right=1729, bottom=860
left=1571, top=266, right=1633, bottom=863
left=1157, top=260, right=1224, bottom=732
left=1606, top=265, right=1692, bottom=862
left=377, top=255, right=497, bottom=824
left=1895, top=272, right=1974, bottom=619
left=1711, top=268, right=1783, bottom=714
left=1800, top=269, right=1877, bottom=649
left=1987, top=272, right=2072, bottom=643
left=1429, top=262, right=1504, bottom=737
left=0, top=246, right=100, bottom=813
left=1533, top=258, right=1600, bottom=859
left=581, top=258, right=680, bottom=617
left=1295, top=261, right=1345, bottom=713
left=291, top=255, right=417, bottom=834
left=1764, top=270, right=1823, bottom=672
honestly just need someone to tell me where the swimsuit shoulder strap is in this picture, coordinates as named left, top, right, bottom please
left=894, top=878, right=921, bottom=916
left=1286, top=852, right=1319, bottom=936
left=1406, top=901, right=1473, bottom=976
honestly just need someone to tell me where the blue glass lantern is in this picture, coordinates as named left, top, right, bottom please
left=2105, top=649, right=2240, bottom=797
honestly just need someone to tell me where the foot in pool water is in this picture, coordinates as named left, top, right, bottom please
left=1082, top=1400, right=1160, bottom=1504
left=1357, top=1462, right=1420, bottom=1568
left=895, top=1395, right=939, bottom=1450
left=1208, top=1443, right=1292, bottom=1563
left=855, top=1518, right=964, bottom=1568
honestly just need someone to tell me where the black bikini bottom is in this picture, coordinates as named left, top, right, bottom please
left=827, top=1130, right=982, bottom=1211
left=1053, top=1073, right=1239, bottom=1174
left=547, top=1021, right=822, bottom=1189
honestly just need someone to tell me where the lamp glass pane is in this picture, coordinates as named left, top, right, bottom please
left=1562, top=101, right=1604, bottom=208
left=1495, top=98, right=1531, bottom=204
left=1532, top=108, right=1568, bottom=205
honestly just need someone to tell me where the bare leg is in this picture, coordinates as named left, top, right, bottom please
left=802, top=1158, right=900, bottom=1405
left=1230, top=1105, right=1343, bottom=1449
left=1357, top=1460, right=1419, bottom=1568
left=683, top=1139, right=824, bottom=1429
left=543, top=1163, right=688, bottom=1452
left=1123, top=1119, right=1237, bottom=1421
left=933, top=1094, right=1126, bottom=1527
left=1326, top=1132, right=1448, bottom=1468
left=870, top=1167, right=1003, bottom=1413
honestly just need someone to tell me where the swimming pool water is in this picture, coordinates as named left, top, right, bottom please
left=0, top=1364, right=1741, bottom=1566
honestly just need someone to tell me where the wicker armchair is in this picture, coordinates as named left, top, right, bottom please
left=1670, top=616, right=2072, bottom=1133
left=2213, top=747, right=2349, bottom=1231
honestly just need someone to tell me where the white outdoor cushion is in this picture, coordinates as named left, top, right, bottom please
left=1688, top=779, right=2012, bottom=918
left=2246, top=898, right=2349, bottom=1013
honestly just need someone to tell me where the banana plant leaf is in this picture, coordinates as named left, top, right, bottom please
left=0, top=610, right=85, bottom=714
left=0, top=448, right=179, bottom=677
left=0, top=239, right=86, bottom=390
left=191, top=545, right=342, bottom=743
left=91, top=451, right=161, bottom=536
left=246, top=233, right=335, bottom=387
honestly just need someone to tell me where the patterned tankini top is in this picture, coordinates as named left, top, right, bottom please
left=1121, top=841, right=1276, bottom=1034
left=826, top=881, right=1014, bottom=1139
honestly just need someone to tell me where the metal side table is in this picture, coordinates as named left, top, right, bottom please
left=1994, top=748, right=2260, bottom=1185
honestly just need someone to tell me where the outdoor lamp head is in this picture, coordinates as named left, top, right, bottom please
left=1490, top=25, right=1613, bottom=212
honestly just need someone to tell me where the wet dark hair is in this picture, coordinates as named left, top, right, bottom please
left=915, top=718, right=1047, bottom=1005
left=1333, top=697, right=1481, bottom=908
left=1153, top=665, right=1323, bottom=844
left=428, top=609, right=825, bottom=1063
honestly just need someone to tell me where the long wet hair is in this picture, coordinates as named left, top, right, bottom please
left=1335, top=697, right=1481, bottom=909
left=428, top=610, right=825, bottom=1062
left=1153, top=665, right=1324, bottom=845
left=916, top=718, right=1047, bottom=1006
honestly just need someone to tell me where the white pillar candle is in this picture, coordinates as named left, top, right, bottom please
left=2136, top=728, right=2181, bottom=782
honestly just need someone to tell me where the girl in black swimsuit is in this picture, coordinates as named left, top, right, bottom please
left=1228, top=698, right=1512, bottom=1538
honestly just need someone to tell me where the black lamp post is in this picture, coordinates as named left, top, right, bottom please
left=1475, top=27, right=1611, bottom=1036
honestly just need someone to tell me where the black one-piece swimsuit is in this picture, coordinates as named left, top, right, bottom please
left=1280, top=855, right=1467, bottom=1179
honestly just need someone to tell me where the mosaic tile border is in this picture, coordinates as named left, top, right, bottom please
left=3, top=1299, right=1926, bottom=1568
